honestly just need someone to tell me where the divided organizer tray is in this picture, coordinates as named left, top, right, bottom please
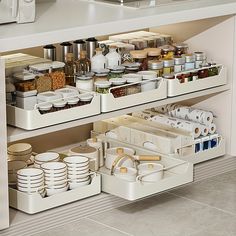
left=99, top=137, right=193, bottom=201
left=100, top=78, right=167, bottom=112
left=167, top=65, right=227, bottom=97
left=9, top=174, right=101, bottom=214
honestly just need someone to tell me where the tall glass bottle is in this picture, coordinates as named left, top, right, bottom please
left=76, top=50, right=91, bottom=75
left=64, top=53, right=76, bottom=86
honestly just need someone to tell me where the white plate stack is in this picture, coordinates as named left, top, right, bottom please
left=8, top=143, right=32, bottom=162
left=41, top=162, right=68, bottom=196
left=63, top=156, right=91, bottom=190
left=34, top=152, right=60, bottom=168
left=16, top=168, right=46, bottom=197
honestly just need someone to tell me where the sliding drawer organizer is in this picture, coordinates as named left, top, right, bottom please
left=99, top=136, right=193, bottom=201
left=94, top=115, right=226, bottom=164
left=100, top=78, right=167, bottom=112
left=7, top=91, right=100, bottom=130
left=9, top=174, right=101, bottom=214
left=167, top=64, right=227, bottom=97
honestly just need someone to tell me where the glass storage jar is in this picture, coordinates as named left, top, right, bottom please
left=198, top=68, right=209, bottom=79
left=76, top=73, right=94, bottom=92
left=124, top=74, right=142, bottom=95
left=148, top=60, right=164, bottom=77
left=110, top=78, right=127, bottom=98
left=144, top=48, right=161, bottom=61
left=159, top=34, right=173, bottom=45
left=129, top=39, right=148, bottom=50
left=163, top=59, right=174, bottom=74
left=159, top=45, right=175, bottom=59
left=194, top=52, right=206, bottom=69
left=130, top=50, right=148, bottom=71
left=173, top=43, right=188, bottom=56
left=174, top=56, right=185, bottom=73
left=93, top=69, right=110, bottom=83
left=75, top=50, right=91, bottom=75
left=185, top=54, right=195, bottom=70
left=95, top=81, right=112, bottom=94
left=64, top=53, right=76, bottom=86
left=108, top=66, right=125, bottom=79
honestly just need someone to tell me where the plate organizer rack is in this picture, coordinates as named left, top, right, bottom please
left=167, top=64, right=227, bottom=97
left=97, top=135, right=194, bottom=201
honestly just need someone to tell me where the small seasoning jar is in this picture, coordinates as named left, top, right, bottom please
left=144, top=48, right=161, bottom=61
left=174, top=56, right=185, bottom=73
left=125, top=66, right=140, bottom=74
left=129, top=39, right=148, bottom=50
left=108, top=66, right=125, bottom=79
left=208, top=63, right=219, bottom=77
left=159, top=45, right=175, bottom=59
left=76, top=73, right=94, bottom=92
left=130, top=50, right=148, bottom=71
left=160, top=34, right=173, bottom=45
left=79, top=94, right=93, bottom=105
left=176, top=74, right=185, bottom=83
left=148, top=60, right=164, bottom=77
left=182, top=73, right=191, bottom=83
left=163, top=59, right=174, bottom=74
left=93, top=69, right=110, bottom=83
left=185, top=54, right=195, bottom=70
left=53, top=100, right=67, bottom=111
left=198, top=68, right=209, bottom=79
left=67, top=97, right=80, bottom=108
left=110, top=78, right=127, bottom=98
left=38, top=103, right=53, bottom=114
left=173, top=43, right=188, bottom=56
left=194, top=52, right=206, bottom=69
left=95, top=81, right=112, bottom=94
left=143, top=37, right=156, bottom=48
left=162, top=73, right=175, bottom=80
left=124, top=74, right=142, bottom=95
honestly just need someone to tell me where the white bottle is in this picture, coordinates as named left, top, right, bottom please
left=91, top=48, right=107, bottom=71
left=105, top=46, right=121, bottom=69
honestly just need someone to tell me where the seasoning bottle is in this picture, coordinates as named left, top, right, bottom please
left=173, top=43, right=188, bottom=56
left=144, top=48, right=161, bottom=61
left=105, top=45, right=121, bottom=68
left=64, top=53, right=76, bottom=86
left=163, top=59, right=174, bottom=74
left=91, top=48, right=107, bottom=71
left=94, top=69, right=109, bottom=83
left=174, top=56, right=185, bottom=73
left=95, top=81, right=112, bottom=94
left=108, top=66, right=125, bottom=79
left=148, top=60, right=164, bottom=77
left=194, top=52, right=206, bottom=69
left=75, top=51, right=91, bottom=75
left=185, top=54, right=195, bottom=70
left=130, top=50, right=148, bottom=71
left=159, top=45, right=175, bottom=59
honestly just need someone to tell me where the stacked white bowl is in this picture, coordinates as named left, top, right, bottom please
left=16, top=168, right=46, bottom=197
left=41, top=162, right=68, bottom=196
left=34, top=152, right=60, bottom=168
left=63, top=156, right=90, bottom=190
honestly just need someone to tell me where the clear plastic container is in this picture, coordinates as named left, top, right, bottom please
left=95, top=81, right=112, bottom=94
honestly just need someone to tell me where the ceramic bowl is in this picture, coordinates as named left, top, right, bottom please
left=41, top=162, right=67, bottom=174
left=68, top=176, right=90, bottom=183
left=44, top=170, right=67, bottom=179
left=69, top=179, right=90, bottom=190
left=68, top=172, right=91, bottom=179
left=63, top=155, right=89, bottom=165
left=137, top=70, right=157, bottom=79
left=8, top=160, right=27, bottom=183
left=67, top=164, right=89, bottom=171
left=17, top=168, right=44, bottom=178
left=34, top=152, right=60, bottom=164
left=138, top=163, right=164, bottom=182
left=17, top=180, right=44, bottom=189
left=45, top=178, right=68, bottom=186
left=46, top=184, right=68, bottom=196
left=8, top=143, right=32, bottom=156
left=17, top=183, right=44, bottom=193
left=17, top=176, right=44, bottom=185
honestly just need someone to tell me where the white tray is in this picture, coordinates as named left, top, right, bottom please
left=167, top=65, right=227, bottom=97
left=99, top=137, right=193, bottom=201
left=7, top=93, right=100, bottom=130
left=100, top=78, right=167, bottom=112
left=9, top=174, right=101, bottom=214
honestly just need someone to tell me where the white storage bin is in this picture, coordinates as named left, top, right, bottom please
left=100, top=78, right=167, bottom=113
left=167, top=65, right=227, bottom=97
left=9, top=174, right=101, bottom=214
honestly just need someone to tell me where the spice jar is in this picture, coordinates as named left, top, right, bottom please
left=67, top=97, right=80, bottom=108
left=148, top=60, right=164, bottom=77
left=79, top=94, right=93, bottom=105
left=208, top=63, right=219, bottom=76
left=124, top=65, right=140, bottom=74
left=194, top=52, right=206, bottom=69
left=38, top=103, right=53, bottom=114
left=129, top=39, right=148, bottom=50
left=163, top=59, right=174, bottom=74
left=143, top=37, right=156, bottom=48
left=174, top=56, right=185, bottom=73
left=159, top=34, right=173, bottom=45
left=93, top=69, right=110, bottom=83
left=108, top=66, right=125, bottom=79
left=198, top=68, right=209, bottom=79
left=185, top=54, right=195, bottom=70
left=173, top=43, right=188, bottom=56
left=53, top=100, right=67, bottom=111
left=110, top=78, right=127, bottom=98
left=130, top=50, right=148, bottom=71
left=124, top=74, right=142, bottom=95
left=95, top=81, right=112, bottom=94
left=144, top=48, right=161, bottom=61
left=76, top=73, right=94, bottom=92
left=159, top=45, right=175, bottom=59
left=162, top=73, right=175, bottom=80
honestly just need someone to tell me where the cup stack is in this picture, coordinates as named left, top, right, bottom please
left=63, top=156, right=91, bottom=190
left=8, top=143, right=32, bottom=162
left=34, top=152, right=60, bottom=168
left=16, top=168, right=46, bottom=197
left=41, top=162, right=68, bottom=196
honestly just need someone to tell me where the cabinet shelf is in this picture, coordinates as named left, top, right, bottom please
left=7, top=84, right=229, bottom=143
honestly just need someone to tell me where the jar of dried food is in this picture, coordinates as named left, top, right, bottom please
left=67, top=97, right=80, bottom=108
left=76, top=73, right=94, bottom=92
left=194, top=52, right=206, bottom=69
left=38, top=102, right=53, bottom=114
left=163, top=59, right=174, bottom=74
left=198, top=68, right=209, bottom=79
left=159, top=45, right=175, bottom=59
left=15, top=80, right=36, bottom=92
left=53, top=100, right=67, bottom=111
left=162, top=73, right=175, bottom=80
left=185, top=54, right=195, bottom=70
left=79, top=94, right=93, bottom=105
left=148, top=60, right=164, bottom=77
left=35, top=74, right=52, bottom=93
left=50, top=71, right=66, bottom=90
left=94, top=69, right=110, bottom=83
left=110, top=78, right=127, bottom=98
left=64, top=53, right=76, bottom=86
left=144, top=48, right=161, bottom=61
left=129, top=39, right=148, bottom=50
left=159, top=34, right=173, bottom=45
left=125, top=74, right=142, bottom=95
left=95, top=81, right=112, bottom=94
left=108, top=66, right=125, bottom=79
left=173, top=43, right=188, bottom=56
left=174, top=56, right=185, bottom=73
left=51, top=61, right=65, bottom=73
left=208, top=63, right=219, bottom=76
left=130, top=50, right=148, bottom=71
left=124, top=65, right=140, bottom=74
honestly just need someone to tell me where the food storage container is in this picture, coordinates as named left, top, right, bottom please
left=130, top=50, right=148, bottom=71
left=185, top=54, right=196, bottom=70
left=148, top=60, right=164, bottom=77
left=38, top=102, right=53, bottom=114
left=173, top=43, right=188, bottom=56
left=16, top=90, right=37, bottom=110
left=37, top=91, right=62, bottom=103
left=67, top=97, right=80, bottom=108
left=76, top=74, right=94, bottom=92
left=35, top=74, right=52, bottom=93
left=123, top=73, right=142, bottom=95
left=108, top=66, right=125, bottom=79
left=79, top=94, right=93, bottom=105
left=174, top=56, right=185, bottom=73
left=93, top=69, right=110, bottom=83
left=75, top=51, right=91, bottom=75
left=95, top=81, right=112, bottom=94
left=129, top=39, right=148, bottom=50
left=162, top=73, right=175, bottom=80
left=52, top=100, right=67, bottom=111
left=64, top=53, right=76, bottom=86
left=163, top=59, right=174, bottom=74
left=138, top=71, right=157, bottom=92
left=144, top=48, right=161, bottom=61
left=159, top=45, right=175, bottom=59
left=110, top=78, right=127, bottom=98
left=194, top=52, right=206, bottom=69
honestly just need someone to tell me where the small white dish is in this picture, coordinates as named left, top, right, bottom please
left=41, top=162, right=67, bottom=173
left=69, top=179, right=90, bottom=190
left=63, top=155, right=89, bottom=167
left=17, top=176, right=44, bottom=185
left=44, top=170, right=67, bottom=179
left=46, top=184, right=68, bottom=196
left=17, top=168, right=43, bottom=178
left=34, top=152, right=60, bottom=163
left=68, top=176, right=90, bottom=183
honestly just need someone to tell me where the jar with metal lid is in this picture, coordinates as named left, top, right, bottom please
left=143, top=37, right=156, bottom=48
left=208, top=63, right=219, bottom=77
left=129, top=39, right=148, bottom=50
left=53, top=100, right=67, bottom=111
left=194, top=52, right=206, bottom=69
left=198, top=68, right=209, bottom=79
left=67, top=97, right=80, bottom=108
left=79, top=94, right=93, bottom=105
left=110, top=78, right=127, bottom=98
left=148, top=60, right=163, bottom=77
left=144, top=48, right=161, bottom=61
left=95, top=81, right=112, bottom=94
left=173, top=43, right=188, bottom=56
left=159, top=45, right=175, bottom=59
left=163, top=59, right=174, bottom=74
left=159, top=34, right=173, bottom=46
left=93, top=69, right=110, bottom=83
left=108, top=66, right=125, bottom=79
left=130, top=50, right=148, bottom=71
left=174, top=56, right=185, bottom=73
left=38, top=103, right=53, bottom=114
left=124, top=74, right=142, bottom=95
left=162, top=73, right=175, bottom=80
left=76, top=73, right=94, bottom=92
left=185, top=54, right=196, bottom=70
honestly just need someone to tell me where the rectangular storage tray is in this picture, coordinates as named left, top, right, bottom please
left=167, top=65, right=227, bottom=97
left=99, top=137, right=193, bottom=201
left=100, top=78, right=167, bottom=112
left=9, top=174, right=101, bottom=214
left=7, top=93, right=100, bottom=130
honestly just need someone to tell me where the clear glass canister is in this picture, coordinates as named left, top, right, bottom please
left=144, top=48, right=162, bottom=61
left=110, top=78, right=127, bottom=98
left=174, top=56, right=185, bottom=73
left=130, top=50, right=148, bottom=71
left=194, top=52, right=206, bottom=69
left=75, top=73, right=94, bottom=91
left=159, top=45, right=175, bottom=59
left=129, top=39, right=148, bottom=50
left=148, top=60, right=164, bottom=77
left=108, top=66, right=125, bottom=79
left=185, top=54, right=196, bottom=70
left=124, top=74, right=142, bottom=95
left=163, top=59, right=174, bottom=74
left=95, top=81, right=112, bottom=94
left=93, top=69, right=110, bottom=83
left=173, top=43, right=188, bottom=56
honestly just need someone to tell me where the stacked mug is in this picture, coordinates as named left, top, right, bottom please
left=16, top=168, right=46, bottom=197
left=63, top=156, right=91, bottom=190
left=34, top=152, right=60, bottom=168
left=41, top=162, right=68, bottom=196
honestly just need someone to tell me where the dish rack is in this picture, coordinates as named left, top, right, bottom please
left=167, top=65, right=227, bottom=97
left=9, top=173, right=101, bottom=214
left=100, top=78, right=167, bottom=112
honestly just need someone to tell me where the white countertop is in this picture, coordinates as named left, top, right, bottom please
left=0, top=0, right=236, bottom=52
